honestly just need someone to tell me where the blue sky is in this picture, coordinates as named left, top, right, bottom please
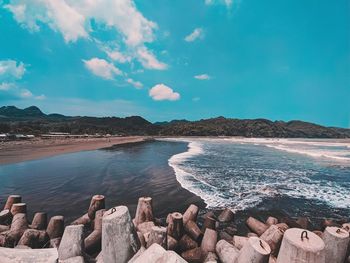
left=0, top=0, right=349, bottom=127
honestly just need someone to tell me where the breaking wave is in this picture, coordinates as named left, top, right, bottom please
left=164, top=138, right=350, bottom=212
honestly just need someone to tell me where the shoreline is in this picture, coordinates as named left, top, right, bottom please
left=0, top=136, right=150, bottom=165
left=2, top=136, right=349, bottom=166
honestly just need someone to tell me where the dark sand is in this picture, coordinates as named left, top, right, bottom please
left=0, top=136, right=148, bottom=165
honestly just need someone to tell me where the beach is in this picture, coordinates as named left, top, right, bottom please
left=0, top=136, right=149, bottom=165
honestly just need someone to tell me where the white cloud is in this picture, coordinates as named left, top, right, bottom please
left=5, top=0, right=88, bottom=42
left=225, top=0, right=233, bottom=7
left=45, top=0, right=88, bottom=42
left=0, top=59, right=46, bottom=100
left=106, top=49, right=132, bottom=64
left=137, top=47, right=168, bottom=70
left=4, top=3, right=40, bottom=31
left=19, top=89, right=33, bottom=98
left=5, top=0, right=155, bottom=45
left=204, top=0, right=234, bottom=8
left=0, top=82, right=15, bottom=91
left=194, top=74, right=211, bottom=80
left=4, top=0, right=167, bottom=70
left=126, top=78, right=143, bottom=89
left=35, top=94, right=46, bottom=100
left=185, top=28, right=204, bottom=42
left=0, top=60, right=26, bottom=80
left=83, top=58, right=122, bottom=80
left=149, top=84, right=180, bottom=101
left=0, top=83, right=45, bottom=100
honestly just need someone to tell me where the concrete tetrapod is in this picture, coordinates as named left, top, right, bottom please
left=203, top=251, right=218, bottom=263
left=0, top=209, right=11, bottom=225
left=266, top=217, right=278, bottom=226
left=201, top=228, right=217, bottom=256
left=134, top=197, right=154, bottom=226
left=0, top=213, right=28, bottom=247
left=179, top=234, right=198, bottom=251
left=46, top=215, right=64, bottom=240
left=236, top=236, right=271, bottom=263
left=167, top=212, right=184, bottom=240
left=276, top=228, right=325, bottom=263
left=183, top=204, right=199, bottom=225
left=184, top=220, right=202, bottom=242
left=0, top=247, right=58, bottom=263
left=323, top=226, right=349, bottom=263
left=4, top=195, right=22, bottom=211
left=58, top=224, right=84, bottom=261
left=18, top=229, right=48, bottom=248
left=233, top=236, right=248, bottom=250
left=260, top=224, right=284, bottom=255
left=202, top=214, right=216, bottom=233
left=84, top=209, right=104, bottom=254
left=10, top=203, right=27, bottom=216
left=132, top=243, right=188, bottom=263
left=88, top=195, right=105, bottom=220
left=146, top=226, right=167, bottom=249
left=218, top=208, right=234, bottom=223
left=102, top=206, right=140, bottom=263
left=30, top=212, right=47, bottom=230
left=246, top=217, right=269, bottom=236
left=215, top=240, right=239, bottom=263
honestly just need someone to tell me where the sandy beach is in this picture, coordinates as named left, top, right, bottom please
left=0, top=136, right=149, bottom=165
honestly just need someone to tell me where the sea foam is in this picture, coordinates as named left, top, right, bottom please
left=163, top=138, right=350, bottom=212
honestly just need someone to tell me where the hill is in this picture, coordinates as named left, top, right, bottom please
left=0, top=106, right=349, bottom=138
left=159, top=117, right=350, bottom=138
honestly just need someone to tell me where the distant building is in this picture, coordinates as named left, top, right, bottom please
left=49, top=132, right=70, bottom=135
left=0, top=134, right=35, bottom=141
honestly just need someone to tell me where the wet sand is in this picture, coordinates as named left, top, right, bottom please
left=0, top=136, right=149, bottom=165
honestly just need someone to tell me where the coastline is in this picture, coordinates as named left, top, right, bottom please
left=0, top=136, right=150, bottom=165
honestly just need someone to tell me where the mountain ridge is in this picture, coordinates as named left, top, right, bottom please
left=0, top=105, right=349, bottom=138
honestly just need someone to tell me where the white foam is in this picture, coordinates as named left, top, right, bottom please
left=167, top=140, right=224, bottom=206
left=223, top=138, right=350, bottom=163
left=162, top=138, right=350, bottom=212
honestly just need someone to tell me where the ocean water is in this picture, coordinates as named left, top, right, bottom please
left=166, top=138, right=350, bottom=219
left=0, top=138, right=349, bottom=223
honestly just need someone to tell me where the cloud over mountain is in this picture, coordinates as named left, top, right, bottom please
left=149, top=84, right=180, bottom=101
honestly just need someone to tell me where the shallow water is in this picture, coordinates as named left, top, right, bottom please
left=0, top=140, right=204, bottom=222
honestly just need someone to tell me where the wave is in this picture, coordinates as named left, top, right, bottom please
left=164, top=138, right=350, bottom=212
left=265, top=144, right=350, bottom=161
left=224, top=138, right=350, bottom=163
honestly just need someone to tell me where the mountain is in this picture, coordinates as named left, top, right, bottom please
left=0, top=106, right=349, bottom=138
left=0, top=106, right=45, bottom=119
left=159, top=117, right=350, bottom=138
left=0, top=106, right=158, bottom=135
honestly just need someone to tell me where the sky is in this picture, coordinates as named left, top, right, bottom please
left=0, top=0, right=349, bottom=127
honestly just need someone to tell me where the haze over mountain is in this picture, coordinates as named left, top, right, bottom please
left=1, top=106, right=349, bottom=138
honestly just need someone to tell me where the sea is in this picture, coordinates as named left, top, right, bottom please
left=167, top=138, right=350, bottom=221
left=0, top=138, right=349, bottom=225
